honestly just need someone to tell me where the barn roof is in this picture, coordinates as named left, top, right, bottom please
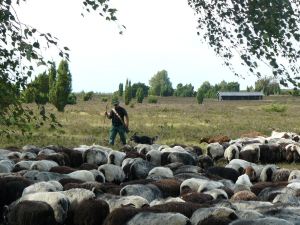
left=218, top=92, right=264, bottom=96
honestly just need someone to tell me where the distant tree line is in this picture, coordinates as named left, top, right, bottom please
left=116, top=70, right=292, bottom=105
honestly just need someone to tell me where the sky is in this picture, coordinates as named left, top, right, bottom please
left=15, top=0, right=258, bottom=93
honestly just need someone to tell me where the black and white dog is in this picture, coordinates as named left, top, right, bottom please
left=130, top=132, right=158, bottom=145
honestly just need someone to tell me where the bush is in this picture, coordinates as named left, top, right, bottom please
left=196, top=89, right=204, bottom=104
left=130, top=102, right=135, bottom=108
left=67, top=93, right=77, bottom=105
left=83, top=91, right=93, bottom=101
left=101, top=97, right=108, bottom=102
left=148, top=95, right=158, bottom=104
left=263, top=103, right=287, bottom=113
left=136, top=87, right=144, bottom=103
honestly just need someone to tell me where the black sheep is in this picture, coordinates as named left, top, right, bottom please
left=206, top=166, right=240, bottom=183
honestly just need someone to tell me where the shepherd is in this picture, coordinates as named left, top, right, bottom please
left=104, top=97, right=129, bottom=146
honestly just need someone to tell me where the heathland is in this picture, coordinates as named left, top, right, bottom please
left=1, top=95, right=300, bottom=150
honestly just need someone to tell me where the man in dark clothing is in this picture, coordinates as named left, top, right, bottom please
left=104, top=98, right=129, bottom=145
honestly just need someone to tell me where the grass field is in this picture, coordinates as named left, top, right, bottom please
left=1, top=95, right=300, bottom=150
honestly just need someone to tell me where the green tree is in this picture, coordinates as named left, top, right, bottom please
left=52, top=60, right=72, bottom=111
left=174, top=83, right=195, bottom=97
left=124, top=79, right=131, bottom=105
left=118, top=83, right=123, bottom=97
left=196, top=88, right=205, bottom=104
left=131, top=82, right=149, bottom=98
left=136, top=87, right=144, bottom=103
left=255, top=77, right=281, bottom=95
left=33, top=72, right=49, bottom=105
left=48, top=63, right=57, bottom=105
left=149, top=70, right=173, bottom=96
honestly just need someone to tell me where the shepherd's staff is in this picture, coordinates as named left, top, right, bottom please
left=104, top=103, right=109, bottom=124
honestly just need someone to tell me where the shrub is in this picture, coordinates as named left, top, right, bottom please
left=196, top=89, right=204, bottom=104
left=136, top=87, right=144, bottom=103
left=83, top=91, right=93, bottom=101
left=148, top=95, right=158, bottom=104
left=67, top=93, right=77, bottom=105
left=130, top=102, right=135, bottom=108
left=101, top=97, right=108, bottom=102
left=264, top=103, right=287, bottom=113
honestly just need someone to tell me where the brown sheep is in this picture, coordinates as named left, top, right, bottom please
left=68, top=199, right=109, bottom=225
left=58, top=178, right=84, bottom=187
left=58, top=148, right=83, bottom=168
left=36, top=153, right=70, bottom=167
left=250, top=181, right=288, bottom=196
left=244, top=166, right=257, bottom=182
left=272, top=169, right=290, bottom=182
left=151, top=202, right=204, bottom=218
left=181, top=192, right=213, bottom=204
left=0, top=176, right=33, bottom=222
left=78, top=163, right=98, bottom=170
left=4, top=200, right=57, bottom=225
left=151, top=179, right=182, bottom=198
left=49, top=166, right=77, bottom=174
left=231, top=190, right=258, bottom=201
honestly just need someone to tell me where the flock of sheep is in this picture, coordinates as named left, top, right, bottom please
left=1, top=130, right=300, bottom=225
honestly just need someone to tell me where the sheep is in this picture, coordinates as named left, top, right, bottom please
left=288, top=170, right=300, bottom=181
left=146, top=150, right=162, bottom=166
left=130, top=132, right=158, bottom=145
left=147, top=167, right=174, bottom=179
left=0, top=160, right=14, bottom=173
left=90, top=169, right=105, bottom=183
left=166, top=151, right=196, bottom=165
left=190, top=207, right=238, bottom=225
left=71, top=199, right=109, bottom=225
left=204, top=189, right=228, bottom=200
left=207, top=142, right=225, bottom=160
left=259, top=144, right=283, bottom=163
left=180, top=178, right=209, bottom=194
left=134, top=144, right=154, bottom=155
left=49, top=166, right=77, bottom=174
left=250, top=181, right=288, bottom=196
left=230, top=217, right=294, bottom=225
left=98, top=164, right=125, bottom=184
left=272, top=169, right=290, bottom=182
left=150, top=197, right=185, bottom=206
left=68, top=170, right=95, bottom=182
left=257, top=186, right=286, bottom=202
left=197, top=180, right=224, bottom=193
left=120, top=184, right=162, bottom=202
left=3, top=200, right=57, bottom=225
left=174, top=165, right=202, bottom=175
left=37, top=153, right=70, bottom=166
left=18, top=192, right=70, bottom=224
left=259, top=165, right=277, bottom=182
left=206, top=166, right=240, bottom=183
left=30, top=160, right=59, bottom=171
left=38, top=148, right=56, bottom=155
left=12, top=160, right=35, bottom=172
left=98, top=193, right=149, bottom=211
left=78, top=163, right=98, bottom=170
left=20, top=151, right=37, bottom=160
left=61, top=188, right=95, bottom=210
left=198, top=155, right=214, bottom=170
left=235, top=174, right=253, bottom=188
left=224, top=144, right=241, bottom=162
left=127, top=158, right=155, bottom=180
left=231, top=190, right=258, bottom=201
left=151, top=178, right=182, bottom=198
left=180, top=192, right=213, bottom=204
left=83, top=148, right=108, bottom=165
left=108, top=150, right=126, bottom=166
left=126, top=212, right=190, bottom=225
left=0, top=176, right=32, bottom=222
left=59, top=148, right=83, bottom=168
left=22, top=181, right=63, bottom=196
left=239, top=144, right=260, bottom=163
